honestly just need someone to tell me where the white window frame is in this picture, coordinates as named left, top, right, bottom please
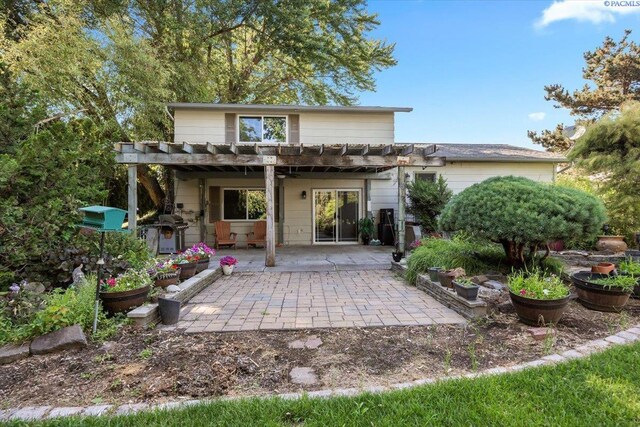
left=237, top=115, right=288, bottom=144
left=222, top=187, right=266, bottom=221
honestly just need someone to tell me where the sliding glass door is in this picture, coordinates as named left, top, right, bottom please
left=313, top=189, right=360, bottom=244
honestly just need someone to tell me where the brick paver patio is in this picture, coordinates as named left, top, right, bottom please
left=177, top=270, right=466, bottom=333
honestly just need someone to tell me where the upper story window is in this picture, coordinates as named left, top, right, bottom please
left=415, top=172, right=436, bottom=183
left=239, top=116, right=287, bottom=143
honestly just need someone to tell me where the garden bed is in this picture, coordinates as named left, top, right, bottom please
left=1, top=297, right=639, bottom=409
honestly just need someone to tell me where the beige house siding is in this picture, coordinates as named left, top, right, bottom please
left=173, top=109, right=394, bottom=145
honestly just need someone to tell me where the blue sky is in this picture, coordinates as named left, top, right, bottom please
left=358, top=0, right=640, bottom=149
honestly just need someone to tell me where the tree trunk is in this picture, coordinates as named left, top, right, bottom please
left=137, top=165, right=165, bottom=209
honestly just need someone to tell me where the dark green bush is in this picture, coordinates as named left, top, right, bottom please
left=407, top=176, right=453, bottom=232
left=439, top=176, right=606, bottom=266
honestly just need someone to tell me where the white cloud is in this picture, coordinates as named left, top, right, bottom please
left=528, top=112, right=546, bottom=121
left=535, top=1, right=640, bottom=28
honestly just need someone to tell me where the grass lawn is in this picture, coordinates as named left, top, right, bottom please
left=8, top=341, right=640, bottom=427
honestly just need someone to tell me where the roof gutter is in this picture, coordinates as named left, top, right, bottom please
left=166, top=103, right=413, bottom=113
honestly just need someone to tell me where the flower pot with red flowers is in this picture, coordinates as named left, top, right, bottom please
left=172, top=253, right=199, bottom=280
left=189, top=242, right=216, bottom=273
left=220, top=255, right=238, bottom=275
left=508, top=271, right=571, bottom=326
left=151, top=259, right=180, bottom=288
left=99, top=269, right=151, bottom=315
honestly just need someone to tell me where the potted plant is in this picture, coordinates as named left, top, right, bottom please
left=172, top=253, right=199, bottom=280
left=453, top=277, right=479, bottom=301
left=189, top=242, right=216, bottom=273
left=99, top=268, right=151, bottom=314
left=508, top=271, right=571, bottom=326
left=570, top=271, right=635, bottom=312
left=619, top=257, right=640, bottom=298
left=151, top=259, right=180, bottom=288
left=428, top=267, right=443, bottom=282
left=591, top=262, right=616, bottom=274
left=220, top=255, right=238, bottom=275
left=358, top=217, right=375, bottom=245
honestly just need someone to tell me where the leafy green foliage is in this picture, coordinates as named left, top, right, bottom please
left=100, top=269, right=152, bottom=293
left=358, top=217, right=375, bottom=239
left=407, top=176, right=453, bottom=232
left=570, top=101, right=640, bottom=240
left=620, top=258, right=640, bottom=275
left=0, top=275, right=123, bottom=345
left=406, top=237, right=506, bottom=285
left=508, top=271, right=569, bottom=300
left=592, top=275, right=637, bottom=292
left=439, top=176, right=606, bottom=266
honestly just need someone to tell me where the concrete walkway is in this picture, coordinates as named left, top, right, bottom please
left=210, top=245, right=390, bottom=272
left=177, top=270, right=465, bottom=333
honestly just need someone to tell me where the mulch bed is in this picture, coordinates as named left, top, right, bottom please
left=1, top=296, right=639, bottom=409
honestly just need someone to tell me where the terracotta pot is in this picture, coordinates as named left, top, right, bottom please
left=591, top=263, right=616, bottom=274
left=154, top=271, right=180, bottom=288
left=570, top=271, right=631, bottom=312
left=174, top=261, right=197, bottom=280
left=595, top=236, right=628, bottom=253
left=196, top=257, right=210, bottom=273
left=99, top=285, right=150, bottom=315
left=437, top=271, right=456, bottom=288
left=509, top=291, right=571, bottom=326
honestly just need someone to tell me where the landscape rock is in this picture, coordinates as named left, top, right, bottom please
left=497, top=300, right=515, bottom=313
left=470, top=275, right=489, bottom=285
left=23, top=282, right=46, bottom=294
left=482, top=280, right=506, bottom=291
left=289, top=367, right=318, bottom=385
left=166, top=285, right=181, bottom=293
left=288, top=335, right=323, bottom=350
left=0, top=343, right=31, bottom=365
left=30, top=325, right=87, bottom=355
left=527, top=327, right=557, bottom=341
left=478, top=287, right=501, bottom=300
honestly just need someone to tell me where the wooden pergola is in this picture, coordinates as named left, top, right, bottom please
left=116, top=141, right=445, bottom=266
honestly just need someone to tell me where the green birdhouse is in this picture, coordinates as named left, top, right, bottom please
left=79, top=206, right=128, bottom=232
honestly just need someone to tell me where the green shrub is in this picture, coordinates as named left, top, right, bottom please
left=407, top=176, right=453, bottom=232
left=406, top=237, right=506, bottom=284
left=439, top=176, right=606, bottom=267
left=0, top=275, right=123, bottom=345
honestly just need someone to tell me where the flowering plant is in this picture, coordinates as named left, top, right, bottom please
left=151, top=259, right=180, bottom=276
left=220, top=256, right=238, bottom=267
left=100, top=268, right=152, bottom=293
left=188, top=242, right=216, bottom=259
left=409, top=239, right=423, bottom=250
left=172, top=252, right=200, bottom=264
left=508, top=271, right=569, bottom=300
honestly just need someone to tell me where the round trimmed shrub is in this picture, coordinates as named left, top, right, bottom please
left=438, top=176, right=606, bottom=266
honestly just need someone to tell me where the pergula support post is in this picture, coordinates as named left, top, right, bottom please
left=278, top=177, right=285, bottom=245
left=397, top=166, right=406, bottom=253
left=127, top=165, right=138, bottom=232
left=265, top=165, right=276, bottom=267
left=93, top=231, right=106, bottom=334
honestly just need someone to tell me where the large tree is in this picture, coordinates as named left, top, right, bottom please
left=1, top=0, right=396, bottom=208
left=528, top=30, right=640, bottom=152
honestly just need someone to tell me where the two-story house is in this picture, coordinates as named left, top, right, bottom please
left=116, top=103, right=566, bottom=266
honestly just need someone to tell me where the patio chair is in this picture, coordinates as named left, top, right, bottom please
left=246, top=220, right=266, bottom=248
left=214, top=221, right=237, bottom=250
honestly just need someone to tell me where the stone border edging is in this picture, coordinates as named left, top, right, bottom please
left=1, top=323, right=639, bottom=422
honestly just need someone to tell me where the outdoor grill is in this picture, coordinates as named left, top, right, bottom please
left=156, top=214, right=189, bottom=254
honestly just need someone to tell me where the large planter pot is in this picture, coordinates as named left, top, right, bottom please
left=591, top=262, right=616, bottom=274
left=222, top=265, right=234, bottom=276
left=570, top=271, right=632, bottom=312
left=99, top=285, right=150, bottom=315
left=196, top=257, right=210, bottom=273
left=595, top=236, right=628, bottom=253
left=158, top=297, right=181, bottom=325
left=437, top=271, right=456, bottom=288
left=453, top=281, right=479, bottom=301
left=392, top=252, right=404, bottom=262
left=509, top=291, right=571, bottom=326
left=428, top=267, right=443, bottom=282
left=154, top=271, right=180, bottom=288
left=174, top=261, right=197, bottom=280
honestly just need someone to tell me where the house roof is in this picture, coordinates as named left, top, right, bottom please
left=167, top=103, right=413, bottom=113
left=417, top=143, right=567, bottom=163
